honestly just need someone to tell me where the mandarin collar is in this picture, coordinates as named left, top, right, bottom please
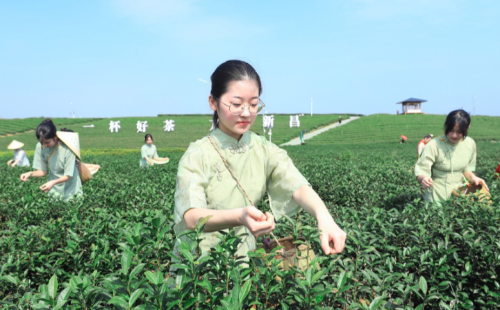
left=209, top=128, right=251, bottom=154
left=42, top=142, right=60, bottom=151
left=440, top=134, right=462, bottom=147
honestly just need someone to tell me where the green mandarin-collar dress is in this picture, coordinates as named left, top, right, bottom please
left=140, top=144, right=159, bottom=167
left=415, top=135, right=476, bottom=203
left=33, top=142, right=83, bottom=202
left=174, top=128, right=310, bottom=257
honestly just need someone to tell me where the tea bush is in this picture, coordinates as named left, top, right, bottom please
left=0, top=142, right=499, bottom=309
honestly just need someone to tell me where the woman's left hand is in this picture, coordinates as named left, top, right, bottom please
left=472, top=176, right=489, bottom=191
left=317, top=217, right=346, bottom=255
left=40, top=181, right=55, bottom=192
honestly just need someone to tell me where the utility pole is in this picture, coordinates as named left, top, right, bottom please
left=473, top=95, right=476, bottom=115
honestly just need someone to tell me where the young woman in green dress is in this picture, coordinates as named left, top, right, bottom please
left=19, top=119, right=83, bottom=201
left=415, top=109, right=489, bottom=202
left=140, top=134, right=159, bottom=167
left=174, top=60, right=346, bottom=259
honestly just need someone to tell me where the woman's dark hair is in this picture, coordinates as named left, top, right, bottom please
left=36, top=118, right=57, bottom=143
left=145, top=134, right=153, bottom=141
left=210, top=60, right=262, bottom=128
left=444, top=109, right=471, bottom=138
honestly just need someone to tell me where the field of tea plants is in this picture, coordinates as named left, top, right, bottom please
left=1, top=137, right=499, bottom=309
left=307, top=114, right=500, bottom=145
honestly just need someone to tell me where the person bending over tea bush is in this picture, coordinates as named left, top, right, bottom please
left=19, top=119, right=83, bottom=201
left=6, top=140, right=30, bottom=167
left=415, top=109, right=489, bottom=202
left=172, top=60, right=346, bottom=267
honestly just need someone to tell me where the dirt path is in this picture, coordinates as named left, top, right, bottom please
left=280, top=116, right=360, bottom=146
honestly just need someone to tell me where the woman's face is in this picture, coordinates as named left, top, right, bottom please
left=446, top=123, right=465, bottom=143
left=42, top=137, right=58, bottom=148
left=209, top=80, right=260, bottom=141
left=146, top=137, right=153, bottom=145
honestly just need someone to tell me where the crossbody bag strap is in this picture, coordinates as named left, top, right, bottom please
left=47, top=143, right=60, bottom=164
left=207, top=135, right=282, bottom=247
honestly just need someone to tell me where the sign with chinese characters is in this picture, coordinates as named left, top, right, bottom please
left=109, top=121, right=121, bottom=133
left=163, top=119, right=175, bottom=132
left=136, top=121, right=148, bottom=133
left=263, top=115, right=274, bottom=142
left=289, top=115, right=300, bottom=128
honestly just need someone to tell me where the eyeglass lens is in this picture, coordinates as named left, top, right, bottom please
left=230, top=101, right=264, bottom=115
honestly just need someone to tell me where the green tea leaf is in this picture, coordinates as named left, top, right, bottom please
left=121, top=250, right=133, bottom=275
left=337, top=270, right=347, bottom=289
left=130, top=263, right=146, bottom=279
left=129, top=288, right=144, bottom=307
left=239, top=279, right=252, bottom=303
left=48, top=274, right=58, bottom=300
left=109, top=296, right=129, bottom=309
left=419, top=276, right=427, bottom=295
left=369, top=296, right=385, bottom=309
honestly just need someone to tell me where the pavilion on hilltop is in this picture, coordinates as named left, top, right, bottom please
left=397, top=98, right=427, bottom=114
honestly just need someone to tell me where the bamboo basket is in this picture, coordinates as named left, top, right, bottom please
left=259, top=236, right=319, bottom=271
left=152, top=158, right=169, bottom=165
left=452, top=183, right=491, bottom=204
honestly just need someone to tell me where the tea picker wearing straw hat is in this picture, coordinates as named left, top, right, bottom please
left=7, top=140, right=30, bottom=167
left=19, top=119, right=83, bottom=202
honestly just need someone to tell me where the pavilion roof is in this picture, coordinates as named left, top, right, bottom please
left=396, top=97, right=427, bottom=104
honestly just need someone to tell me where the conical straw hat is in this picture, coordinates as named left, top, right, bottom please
left=56, top=131, right=81, bottom=159
left=7, top=140, right=24, bottom=150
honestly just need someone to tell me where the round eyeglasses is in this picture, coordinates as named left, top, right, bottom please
left=218, top=99, right=266, bottom=115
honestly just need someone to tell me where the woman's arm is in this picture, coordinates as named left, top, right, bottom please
left=20, top=170, right=48, bottom=181
left=40, top=175, right=71, bottom=192
left=7, top=159, right=14, bottom=165
left=292, top=185, right=346, bottom=255
left=463, top=171, right=489, bottom=191
left=183, top=206, right=275, bottom=237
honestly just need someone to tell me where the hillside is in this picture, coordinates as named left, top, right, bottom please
left=0, top=118, right=102, bottom=136
left=305, top=114, right=500, bottom=145
left=0, top=114, right=349, bottom=151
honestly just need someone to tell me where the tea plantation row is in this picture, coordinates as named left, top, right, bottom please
left=0, top=142, right=499, bottom=309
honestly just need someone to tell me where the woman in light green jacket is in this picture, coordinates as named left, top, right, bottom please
left=173, top=60, right=346, bottom=260
left=19, top=119, right=82, bottom=201
left=415, top=109, right=489, bottom=202
left=140, top=134, right=159, bottom=167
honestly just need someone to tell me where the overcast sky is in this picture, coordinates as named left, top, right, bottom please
left=1, top=0, right=499, bottom=118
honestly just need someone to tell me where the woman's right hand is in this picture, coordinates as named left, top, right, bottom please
left=420, top=176, right=433, bottom=189
left=7, top=160, right=13, bottom=165
left=20, top=172, right=31, bottom=182
left=240, top=206, right=275, bottom=237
